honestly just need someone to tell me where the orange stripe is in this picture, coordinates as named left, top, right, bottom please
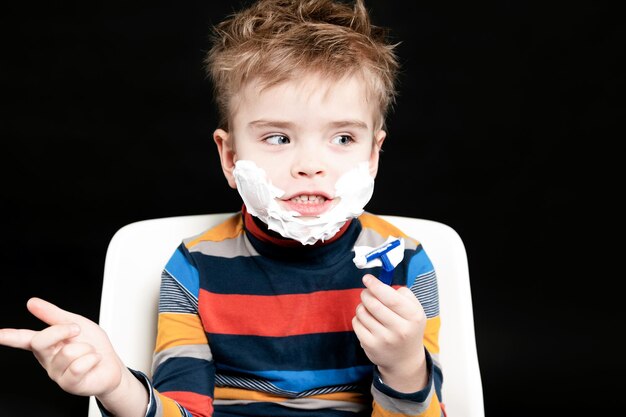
left=155, top=313, right=207, bottom=353
left=307, top=391, right=365, bottom=403
left=358, top=213, right=419, bottom=246
left=424, top=316, right=441, bottom=354
left=156, top=392, right=186, bottom=416
left=199, top=288, right=362, bottom=336
left=215, top=387, right=287, bottom=403
left=185, top=214, right=243, bottom=248
left=162, top=391, right=213, bottom=417
left=215, top=386, right=365, bottom=403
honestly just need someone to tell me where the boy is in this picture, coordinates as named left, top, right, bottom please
left=0, top=1, right=444, bottom=416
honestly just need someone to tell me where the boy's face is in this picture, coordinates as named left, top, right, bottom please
left=214, top=73, right=386, bottom=217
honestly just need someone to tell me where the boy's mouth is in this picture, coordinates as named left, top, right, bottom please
left=280, top=194, right=336, bottom=217
left=289, top=194, right=327, bottom=204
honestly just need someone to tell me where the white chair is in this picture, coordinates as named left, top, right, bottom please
left=88, top=213, right=484, bottom=417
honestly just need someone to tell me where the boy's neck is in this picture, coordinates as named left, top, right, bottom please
left=241, top=204, right=352, bottom=248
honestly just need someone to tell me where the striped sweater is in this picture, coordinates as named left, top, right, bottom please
left=111, top=211, right=444, bottom=417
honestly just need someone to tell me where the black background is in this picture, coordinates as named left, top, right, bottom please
left=0, top=1, right=621, bottom=416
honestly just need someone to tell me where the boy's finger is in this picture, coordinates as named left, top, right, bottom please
left=30, top=324, right=81, bottom=354
left=352, top=315, right=374, bottom=346
left=362, top=274, right=393, bottom=292
left=362, top=275, right=418, bottom=320
left=26, top=297, right=80, bottom=327
left=65, top=352, right=102, bottom=382
left=354, top=302, right=389, bottom=335
left=0, top=328, right=37, bottom=350
left=50, top=341, right=95, bottom=379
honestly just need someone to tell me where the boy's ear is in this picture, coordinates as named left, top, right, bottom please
left=368, top=130, right=387, bottom=178
left=213, top=128, right=238, bottom=189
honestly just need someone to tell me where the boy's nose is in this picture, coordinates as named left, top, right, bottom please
left=291, top=154, right=326, bottom=178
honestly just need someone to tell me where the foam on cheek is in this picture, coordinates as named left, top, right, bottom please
left=231, top=161, right=293, bottom=217
left=332, top=162, right=376, bottom=219
left=232, top=160, right=374, bottom=245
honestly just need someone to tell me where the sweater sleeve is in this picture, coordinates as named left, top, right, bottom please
left=97, top=244, right=215, bottom=417
left=99, top=243, right=216, bottom=417
left=370, top=245, right=445, bottom=417
left=149, top=243, right=216, bottom=417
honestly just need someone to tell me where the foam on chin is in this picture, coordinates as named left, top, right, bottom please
left=232, top=160, right=375, bottom=245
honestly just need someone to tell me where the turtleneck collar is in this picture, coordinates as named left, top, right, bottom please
left=241, top=204, right=360, bottom=265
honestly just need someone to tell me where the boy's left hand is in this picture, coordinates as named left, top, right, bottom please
left=352, top=274, right=428, bottom=393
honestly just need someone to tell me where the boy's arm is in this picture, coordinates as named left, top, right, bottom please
left=353, top=247, right=444, bottom=417
left=0, top=298, right=149, bottom=417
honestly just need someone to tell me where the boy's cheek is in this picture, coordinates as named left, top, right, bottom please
left=226, top=177, right=238, bottom=189
left=221, top=165, right=239, bottom=189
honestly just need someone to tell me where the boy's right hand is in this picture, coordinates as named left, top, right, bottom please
left=0, top=297, right=125, bottom=398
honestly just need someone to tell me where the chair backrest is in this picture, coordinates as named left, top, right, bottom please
left=88, top=213, right=484, bottom=417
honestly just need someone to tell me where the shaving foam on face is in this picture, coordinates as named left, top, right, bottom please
left=232, top=160, right=374, bottom=245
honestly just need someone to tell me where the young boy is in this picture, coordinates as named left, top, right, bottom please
left=0, top=1, right=444, bottom=416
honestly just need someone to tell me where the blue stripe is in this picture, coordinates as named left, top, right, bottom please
left=165, top=245, right=200, bottom=298
left=217, top=363, right=372, bottom=393
left=406, top=247, right=434, bottom=287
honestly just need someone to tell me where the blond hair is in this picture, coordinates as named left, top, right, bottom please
left=204, top=0, right=400, bottom=130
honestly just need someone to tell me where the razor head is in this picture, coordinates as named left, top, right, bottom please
left=352, top=237, right=404, bottom=285
left=364, top=238, right=401, bottom=265
left=364, top=238, right=402, bottom=285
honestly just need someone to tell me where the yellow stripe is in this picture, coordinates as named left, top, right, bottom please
left=155, top=313, right=207, bottom=353
left=185, top=214, right=243, bottom=248
left=423, top=316, right=440, bottom=354
left=156, top=392, right=184, bottom=416
left=214, top=387, right=286, bottom=403
left=215, top=387, right=364, bottom=404
left=358, top=213, right=419, bottom=246
left=373, top=393, right=441, bottom=417
left=308, top=391, right=364, bottom=403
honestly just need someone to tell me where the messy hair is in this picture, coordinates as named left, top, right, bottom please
left=204, top=0, right=400, bottom=130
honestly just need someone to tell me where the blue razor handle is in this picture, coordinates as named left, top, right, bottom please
left=378, top=263, right=394, bottom=285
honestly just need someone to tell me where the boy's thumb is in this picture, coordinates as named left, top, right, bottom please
left=26, top=297, right=77, bottom=326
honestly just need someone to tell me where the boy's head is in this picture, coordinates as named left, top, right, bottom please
left=204, top=0, right=400, bottom=244
left=204, top=0, right=399, bottom=132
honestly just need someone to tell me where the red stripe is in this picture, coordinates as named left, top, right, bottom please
left=199, top=288, right=363, bottom=336
left=163, top=391, right=213, bottom=417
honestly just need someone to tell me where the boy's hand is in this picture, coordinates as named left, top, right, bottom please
left=0, top=297, right=125, bottom=397
left=352, top=274, right=429, bottom=393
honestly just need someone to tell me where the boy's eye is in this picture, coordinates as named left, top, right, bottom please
left=264, top=135, right=290, bottom=145
left=331, top=135, right=354, bottom=145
